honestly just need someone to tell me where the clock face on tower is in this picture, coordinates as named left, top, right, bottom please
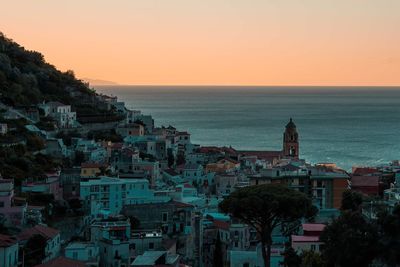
left=283, top=118, right=299, bottom=159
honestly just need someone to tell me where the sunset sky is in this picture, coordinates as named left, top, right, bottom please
left=1, top=0, right=399, bottom=86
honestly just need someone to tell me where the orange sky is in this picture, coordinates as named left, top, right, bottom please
left=1, top=0, right=399, bottom=86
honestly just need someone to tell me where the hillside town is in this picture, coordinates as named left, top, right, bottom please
left=1, top=91, right=399, bottom=267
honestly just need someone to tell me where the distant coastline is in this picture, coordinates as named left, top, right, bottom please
left=83, top=78, right=119, bottom=86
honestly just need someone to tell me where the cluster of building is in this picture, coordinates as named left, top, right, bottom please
left=1, top=94, right=400, bottom=267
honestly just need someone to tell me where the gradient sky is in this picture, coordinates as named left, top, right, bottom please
left=1, top=0, right=399, bottom=86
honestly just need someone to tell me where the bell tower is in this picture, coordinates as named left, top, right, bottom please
left=283, top=118, right=299, bottom=159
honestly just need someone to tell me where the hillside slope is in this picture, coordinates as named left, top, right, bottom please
left=0, top=32, right=116, bottom=119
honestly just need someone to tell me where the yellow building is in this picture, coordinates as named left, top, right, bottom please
left=80, top=162, right=106, bottom=178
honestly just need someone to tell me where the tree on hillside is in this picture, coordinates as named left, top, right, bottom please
left=282, top=245, right=301, bottom=267
left=320, top=211, right=378, bottom=267
left=341, top=190, right=363, bottom=212
left=376, top=204, right=400, bottom=266
left=219, top=184, right=315, bottom=267
left=300, top=250, right=325, bottom=267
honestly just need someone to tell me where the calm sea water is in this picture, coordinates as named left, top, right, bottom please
left=95, top=86, right=400, bottom=170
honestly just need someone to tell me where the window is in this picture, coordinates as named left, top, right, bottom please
left=311, top=244, right=316, bottom=251
left=73, top=252, right=78, bottom=259
left=90, top=185, right=99, bottom=192
left=0, top=202, right=4, bottom=207
left=149, top=242, right=154, bottom=249
left=243, top=263, right=250, bottom=267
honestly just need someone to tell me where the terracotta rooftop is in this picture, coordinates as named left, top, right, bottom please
left=171, top=200, right=194, bottom=208
left=218, top=158, right=240, bottom=164
left=198, top=146, right=237, bottom=155
left=213, top=220, right=230, bottom=230
left=18, top=225, right=60, bottom=241
left=238, top=150, right=282, bottom=161
left=0, top=234, right=17, bottom=247
left=352, top=167, right=380, bottom=176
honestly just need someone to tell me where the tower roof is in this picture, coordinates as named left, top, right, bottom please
left=285, top=118, right=296, bottom=129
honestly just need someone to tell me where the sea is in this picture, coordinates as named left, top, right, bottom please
left=95, top=86, right=400, bottom=171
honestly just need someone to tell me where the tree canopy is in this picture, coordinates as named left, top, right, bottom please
left=219, top=184, right=315, bottom=267
left=320, top=211, right=379, bottom=267
left=0, top=33, right=93, bottom=106
left=341, top=189, right=363, bottom=212
left=375, top=205, right=400, bottom=266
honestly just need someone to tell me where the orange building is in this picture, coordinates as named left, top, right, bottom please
left=205, top=158, right=240, bottom=174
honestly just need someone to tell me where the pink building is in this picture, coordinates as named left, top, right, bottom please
left=0, top=179, right=26, bottom=226
left=291, top=223, right=326, bottom=253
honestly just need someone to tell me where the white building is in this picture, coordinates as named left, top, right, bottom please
left=182, top=163, right=212, bottom=186
left=80, top=176, right=156, bottom=217
left=215, top=174, right=239, bottom=197
left=0, top=234, right=18, bottom=267
left=89, top=216, right=131, bottom=267
left=126, top=110, right=142, bottom=124
left=45, top=101, right=77, bottom=128
left=64, top=242, right=99, bottom=266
